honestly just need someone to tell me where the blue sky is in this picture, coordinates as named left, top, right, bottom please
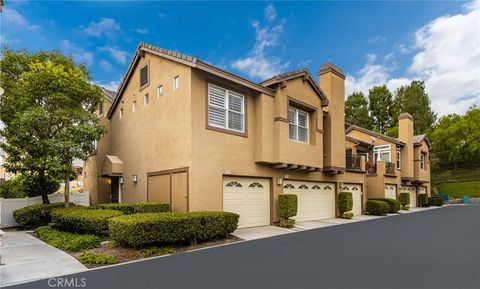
left=1, top=0, right=479, bottom=116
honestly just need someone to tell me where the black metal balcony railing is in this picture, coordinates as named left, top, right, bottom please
left=385, top=161, right=396, bottom=175
left=346, top=154, right=362, bottom=171
left=366, top=161, right=377, bottom=175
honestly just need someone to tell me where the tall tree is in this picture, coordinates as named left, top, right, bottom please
left=345, top=92, right=373, bottom=129
left=0, top=48, right=106, bottom=205
left=368, top=85, right=395, bottom=134
left=393, top=80, right=436, bottom=135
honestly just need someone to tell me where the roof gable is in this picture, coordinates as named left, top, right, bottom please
left=345, top=125, right=405, bottom=146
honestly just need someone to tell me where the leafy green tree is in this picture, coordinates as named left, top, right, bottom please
left=345, top=92, right=373, bottom=129
left=0, top=48, right=106, bottom=205
left=0, top=173, right=59, bottom=199
left=393, top=81, right=436, bottom=135
left=368, top=85, right=395, bottom=134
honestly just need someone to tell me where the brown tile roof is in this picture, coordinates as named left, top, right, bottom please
left=345, top=125, right=405, bottom=146
left=413, top=134, right=432, bottom=148
left=101, top=87, right=116, bottom=102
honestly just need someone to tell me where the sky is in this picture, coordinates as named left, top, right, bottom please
left=1, top=0, right=479, bottom=116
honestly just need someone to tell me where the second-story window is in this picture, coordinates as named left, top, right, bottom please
left=373, top=145, right=391, bottom=162
left=420, top=153, right=425, bottom=169
left=157, top=85, right=163, bottom=98
left=132, top=101, right=136, bottom=112
left=144, top=93, right=149, bottom=106
left=173, top=76, right=180, bottom=90
left=288, top=107, right=309, bottom=144
left=207, top=83, right=244, bottom=133
left=119, top=108, right=123, bottom=119
left=396, top=145, right=401, bottom=169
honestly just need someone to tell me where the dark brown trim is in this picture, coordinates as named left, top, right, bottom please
left=139, top=60, right=150, bottom=92
left=205, top=79, right=249, bottom=138
left=147, top=167, right=189, bottom=212
left=274, top=116, right=289, bottom=123
left=346, top=169, right=366, bottom=174
left=322, top=166, right=346, bottom=172
left=287, top=96, right=317, bottom=112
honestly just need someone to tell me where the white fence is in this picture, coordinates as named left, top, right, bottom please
left=0, top=192, right=90, bottom=228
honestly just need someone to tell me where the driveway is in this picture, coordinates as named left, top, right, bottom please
left=10, top=205, right=480, bottom=289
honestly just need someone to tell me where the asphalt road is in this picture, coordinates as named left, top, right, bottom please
left=11, top=205, right=480, bottom=289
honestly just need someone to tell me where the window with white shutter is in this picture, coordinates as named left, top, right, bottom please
left=288, top=106, right=309, bottom=143
left=208, top=84, right=245, bottom=133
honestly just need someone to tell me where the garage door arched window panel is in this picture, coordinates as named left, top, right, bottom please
left=298, top=184, right=309, bottom=189
left=283, top=183, right=295, bottom=189
left=208, top=84, right=245, bottom=133
left=248, top=182, right=264, bottom=188
left=225, top=181, right=242, bottom=188
left=311, top=185, right=321, bottom=189
left=323, top=185, right=332, bottom=190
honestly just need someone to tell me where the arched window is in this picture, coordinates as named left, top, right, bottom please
left=312, top=185, right=321, bottom=189
left=283, top=184, right=295, bottom=189
left=299, top=184, right=308, bottom=189
left=225, top=181, right=242, bottom=188
left=248, top=182, right=264, bottom=188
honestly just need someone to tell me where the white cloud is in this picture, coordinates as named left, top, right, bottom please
left=98, top=47, right=128, bottom=64
left=3, top=7, right=39, bottom=30
left=83, top=18, right=121, bottom=38
left=131, top=28, right=148, bottom=34
left=346, top=0, right=480, bottom=115
left=0, top=34, right=20, bottom=45
left=94, top=80, right=119, bottom=92
left=368, top=35, right=387, bottom=44
left=232, top=4, right=287, bottom=79
left=99, top=59, right=113, bottom=72
left=60, top=40, right=93, bottom=66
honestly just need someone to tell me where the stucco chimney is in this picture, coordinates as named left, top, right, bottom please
left=318, top=63, right=346, bottom=172
left=398, top=113, right=414, bottom=179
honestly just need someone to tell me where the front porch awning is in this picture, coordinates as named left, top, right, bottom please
left=102, top=155, right=123, bottom=176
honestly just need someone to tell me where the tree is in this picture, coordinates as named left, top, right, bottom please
left=393, top=81, right=436, bottom=135
left=368, top=85, right=395, bottom=134
left=345, top=92, right=373, bottom=129
left=0, top=48, right=106, bottom=205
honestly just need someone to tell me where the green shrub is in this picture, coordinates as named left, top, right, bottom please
left=52, top=207, right=122, bottom=235
left=96, top=202, right=169, bottom=214
left=369, top=198, right=401, bottom=213
left=418, top=194, right=429, bottom=207
left=398, top=193, right=410, bottom=207
left=13, top=202, right=74, bottom=228
left=79, top=252, right=118, bottom=265
left=109, top=211, right=239, bottom=247
left=338, top=192, right=353, bottom=214
left=342, top=212, right=354, bottom=219
left=0, top=173, right=59, bottom=199
left=430, top=197, right=444, bottom=206
left=35, top=226, right=100, bottom=252
left=366, top=200, right=389, bottom=216
left=278, top=194, right=298, bottom=219
left=279, top=218, right=295, bottom=228
left=402, top=205, right=410, bottom=210
left=141, top=246, right=175, bottom=257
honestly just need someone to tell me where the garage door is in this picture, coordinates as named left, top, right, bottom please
left=283, top=180, right=336, bottom=222
left=418, top=186, right=426, bottom=195
left=400, top=186, right=416, bottom=208
left=342, top=184, right=362, bottom=216
left=223, top=177, right=270, bottom=228
left=384, top=184, right=397, bottom=200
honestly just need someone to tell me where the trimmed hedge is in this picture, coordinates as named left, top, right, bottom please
left=342, top=212, right=354, bottom=219
left=141, top=246, right=175, bottom=257
left=398, top=193, right=410, bottom=207
left=109, top=211, right=239, bottom=247
left=35, top=226, right=100, bottom=252
left=430, top=197, right=444, bottom=206
left=52, top=207, right=123, bottom=235
left=13, top=202, right=75, bottom=228
left=418, top=194, right=429, bottom=207
left=96, top=202, right=169, bottom=214
left=79, top=252, right=118, bottom=265
left=366, top=200, right=389, bottom=216
left=278, top=194, right=298, bottom=219
left=369, top=198, right=401, bottom=213
left=338, top=192, right=353, bottom=214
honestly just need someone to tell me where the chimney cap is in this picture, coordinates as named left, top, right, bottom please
left=399, top=112, right=413, bottom=121
left=318, top=63, right=345, bottom=79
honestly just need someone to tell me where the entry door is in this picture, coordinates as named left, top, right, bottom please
left=148, top=169, right=188, bottom=212
left=110, top=177, right=120, bottom=203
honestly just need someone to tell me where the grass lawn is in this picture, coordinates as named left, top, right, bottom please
left=437, top=181, right=480, bottom=198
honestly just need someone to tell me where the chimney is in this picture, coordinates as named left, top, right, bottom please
left=398, top=113, right=414, bottom=179
left=318, top=63, right=345, bottom=172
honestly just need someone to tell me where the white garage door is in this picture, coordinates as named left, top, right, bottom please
left=223, top=177, right=270, bottom=228
left=400, top=186, right=417, bottom=208
left=283, top=180, right=336, bottom=222
left=384, top=184, right=397, bottom=200
left=342, top=184, right=363, bottom=216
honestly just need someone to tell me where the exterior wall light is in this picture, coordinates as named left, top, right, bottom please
left=119, top=177, right=124, bottom=185
left=132, top=175, right=138, bottom=183
left=277, top=178, right=283, bottom=186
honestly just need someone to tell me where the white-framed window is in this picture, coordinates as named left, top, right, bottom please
left=173, top=76, right=180, bottom=90
left=373, top=144, right=391, bottom=162
left=420, top=153, right=425, bottom=170
left=288, top=107, right=309, bottom=144
left=132, top=101, right=136, bottom=112
left=207, top=83, right=244, bottom=133
left=144, top=93, right=149, bottom=105
left=119, top=108, right=123, bottom=119
left=157, top=85, right=163, bottom=98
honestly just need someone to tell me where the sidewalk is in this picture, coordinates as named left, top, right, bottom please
left=0, top=231, right=87, bottom=287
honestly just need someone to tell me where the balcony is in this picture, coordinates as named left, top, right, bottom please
left=385, top=162, right=396, bottom=176
left=346, top=154, right=361, bottom=170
